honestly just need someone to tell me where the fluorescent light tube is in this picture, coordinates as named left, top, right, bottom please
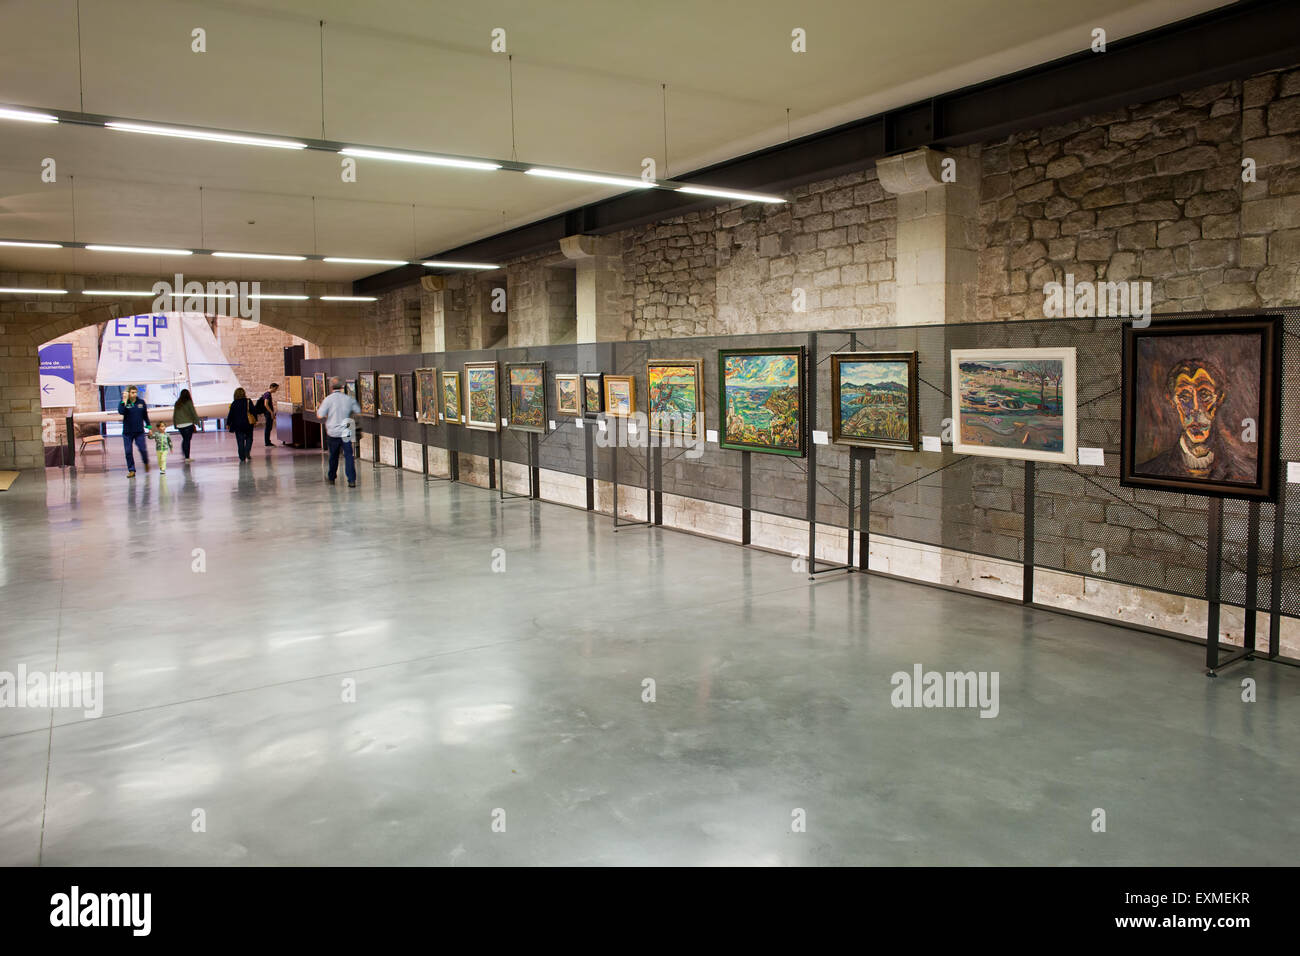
left=525, top=168, right=654, bottom=189
left=105, top=121, right=306, bottom=150
left=319, top=296, right=377, bottom=302
left=339, top=147, right=500, bottom=171
left=213, top=251, right=307, bottom=261
left=246, top=294, right=308, bottom=300
left=0, top=240, right=63, bottom=249
left=85, top=244, right=193, bottom=256
left=81, top=290, right=155, bottom=296
left=322, top=257, right=409, bottom=266
left=420, top=261, right=499, bottom=270
left=676, top=185, right=787, bottom=204
left=0, top=287, right=67, bottom=294
left=0, top=107, right=58, bottom=124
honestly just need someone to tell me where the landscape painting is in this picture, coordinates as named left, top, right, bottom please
left=719, top=347, right=805, bottom=456
left=441, top=370, right=461, bottom=423
left=415, top=368, right=438, bottom=423
left=1122, top=316, right=1280, bottom=501
left=555, top=374, right=581, bottom=416
left=582, top=373, right=604, bottom=418
left=831, top=352, right=919, bottom=450
left=465, top=361, right=500, bottom=431
left=950, top=347, right=1076, bottom=463
left=507, top=362, right=547, bottom=432
left=378, top=373, right=398, bottom=417
left=604, top=375, right=635, bottom=417
left=647, top=359, right=703, bottom=439
left=357, top=372, right=376, bottom=415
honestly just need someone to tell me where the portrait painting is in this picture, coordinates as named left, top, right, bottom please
left=719, top=347, right=805, bottom=456
left=357, top=372, right=376, bottom=416
left=831, top=352, right=919, bottom=450
left=555, top=373, right=581, bottom=417
left=465, top=361, right=500, bottom=431
left=950, top=348, right=1077, bottom=463
left=377, top=373, right=398, bottom=417
left=582, top=372, right=604, bottom=419
left=646, top=359, right=703, bottom=440
left=1122, top=316, right=1280, bottom=501
left=441, top=370, right=462, bottom=423
left=603, top=375, right=636, bottom=418
left=415, top=368, right=438, bottom=423
left=507, top=362, right=546, bottom=432
left=399, top=372, right=415, bottom=420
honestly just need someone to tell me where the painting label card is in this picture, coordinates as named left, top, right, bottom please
left=576, top=419, right=584, bottom=429
left=1077, top=447, right=1105, bottom=466
left=1288, top=461, right=1300, bottom=484
left=598, top=420, right=607, bottom=431
left=628, top=421, right=638, bottom=435
left=501, top=418, right=508, bottom=427
left=549, top=420, right=556, bottom=431
left=706, top=430, right=718, bottom=443
left=922, top=435, right=941, bottom=452
left=813, top=430, right=828, bottom=445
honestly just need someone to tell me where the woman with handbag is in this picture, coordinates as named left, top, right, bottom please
left=226, top=387, right=257, bottom=462
left=172, top=388, right=201, bottom=461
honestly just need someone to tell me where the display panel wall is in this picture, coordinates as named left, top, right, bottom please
left=305, top=307, right=1300, bottom=658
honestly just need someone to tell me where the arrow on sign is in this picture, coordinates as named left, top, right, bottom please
left=42, top=384, right=54, bottom=394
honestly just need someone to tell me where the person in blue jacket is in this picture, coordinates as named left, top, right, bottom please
left=118, top=385, right=151, bottom=477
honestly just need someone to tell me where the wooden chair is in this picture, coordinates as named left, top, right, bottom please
left=78, top=424, right=106, bottom=463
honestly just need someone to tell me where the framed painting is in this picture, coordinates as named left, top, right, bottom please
left=555, top=373, right=581, bottom=417
left=357, top=371, right=376, bottom=416
left=415, top=368, right=439, bottom=423
left=302, top=375, right=315, bottom=409
left=831, top=352, right=919, bottom=450
left=718, top=346, right=806, bottom=456
left=603, top=375, right=636, bottom=418
left=506, top=362, right=547, bottom=432
left=377, top=373, right=399, bottom=417
left=950, top=347, right=1077, bottom=463
left=441, top=370, right=462, bottom=424
left=289, top=376, right=303, bottom=405
left=581, top=372, right=604, bottom=419
left=465, top=361, right=500, bottom=431
left=1121, top=315, right=1281, bottom=501
left=647, top=359, right=703, bottom=440
left=399, top=371, right=415, bottom=420
left=345, top=379, right=356, bottom=400
left=313, top=372, right=326, bottom=407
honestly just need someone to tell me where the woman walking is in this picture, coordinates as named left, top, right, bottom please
left=172, top=388, right=200, bottom=461
left=226, top=387, right=257, bottom=462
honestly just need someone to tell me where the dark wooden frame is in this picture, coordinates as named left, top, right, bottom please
left=414, top=367, right=438, bottom=424
left=581, top=372, right=605, bottom=419
left=718, top=345, right=807, bottom=457
left=399, top=371, right=415, bottom=420
left=441, top=370, right=462, bottom=424
left=1121, top=314, right=1282, bottom=502
left=830, top=351, right=920, bottom=450
left=357, top=371, right=377, bottom=416
left=377, top=373, right=399, bottom=417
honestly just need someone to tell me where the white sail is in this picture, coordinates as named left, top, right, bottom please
left=95, top=312, right=242, bottom=406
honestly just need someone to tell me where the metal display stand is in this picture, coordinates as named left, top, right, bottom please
left=806, top=331, right=850, bottom=579
left=496, top=429, right=531, bottom=501
left=846, top=447, right=875, bottom=571
left=423, top=421, right=453, bottom=482
left=611, top=417, right=652, bottom=531
left=1023, top=461, right=1036, bottom=604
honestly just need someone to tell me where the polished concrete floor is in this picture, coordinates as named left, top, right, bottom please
left=1, top=431, right=1298, bottom=866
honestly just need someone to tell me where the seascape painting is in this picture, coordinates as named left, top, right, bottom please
left=950, top=348, right=1076, bottom=463
left=719, top=347, right=804, bottom=456
left=647, top=360, right=702, bottom=439
left=832, top=352, right=918, bottom=450
left=507, top=363, right=546, bottom=432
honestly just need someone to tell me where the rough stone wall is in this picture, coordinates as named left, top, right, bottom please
left=213, top=316, right=312, bottom=397
left=979, top=68, right=1300, bottom=320
left=366, top=285, right=422, bottom=355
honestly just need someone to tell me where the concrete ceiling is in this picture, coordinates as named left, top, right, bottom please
left=0, top=0, right=1227, bottom=282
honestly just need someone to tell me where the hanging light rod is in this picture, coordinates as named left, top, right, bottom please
left=0, top=102, right=787, bottom=204
left=0, top=238, right=501, bottom=269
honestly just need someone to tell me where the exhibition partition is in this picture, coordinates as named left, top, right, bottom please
left=305, top=308, right=1300, bottom=673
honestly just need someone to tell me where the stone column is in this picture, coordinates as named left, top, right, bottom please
left=560, top=235, right=627, bottom=343
left=421, top=276, right=470, bottom=352
left=876, top=147, right=979, bottom=325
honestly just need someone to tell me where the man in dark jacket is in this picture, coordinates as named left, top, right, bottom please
left=118, top=385, right=151, bottom=477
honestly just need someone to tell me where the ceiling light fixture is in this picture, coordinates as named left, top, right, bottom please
left=246, top=294, right=309, bottom=300
left=420, top=260, right=499, bottom=270
left=525, top=167, right=655, bottom=190
left=213, top=251, right=307, bottom=261
left=322, top=257, right=409, bottom=266
left=85, top=244, right=193, bottom=256
left=0, top=106, right=58, bottom=124
left=319, top=296, right=378, bottom=302
left=0, top=287, right=67, bottom=294
left=676, top=185, right=787, bottom=204
left=106, top=121, right=307, bottom=150
left=80, top=290, right=156, bottom=296
left=339, top=147, right=500, bottom=171
left=0, top=240, right=63, bottom=249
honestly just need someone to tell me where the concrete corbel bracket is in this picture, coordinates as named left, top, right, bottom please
left=876, top=147, right=947, bottom=195
left=560, top=234, right=620, bottom=260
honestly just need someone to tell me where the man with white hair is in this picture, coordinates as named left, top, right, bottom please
left=316, top=376, right=361, bottom=487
